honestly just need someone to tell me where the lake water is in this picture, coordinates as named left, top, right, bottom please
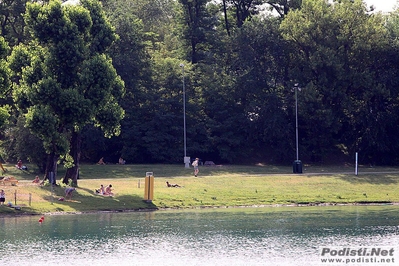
left=0, top=205, right=398, bottom=266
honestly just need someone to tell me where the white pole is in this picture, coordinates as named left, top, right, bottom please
left=180, top=63, right=189, bottom=168
left=355, top=152, right=358, bottom=176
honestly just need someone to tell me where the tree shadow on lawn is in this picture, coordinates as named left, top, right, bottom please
left=42, top=186, right=157, bottom=212
left=329, top=174, right=399, bottom=185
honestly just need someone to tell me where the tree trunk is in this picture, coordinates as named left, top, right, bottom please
left=44, top=152, right=58, bottom=185
left=222, top=0, right=230, bottom=36
left=62, top=131, right=81, bottom=186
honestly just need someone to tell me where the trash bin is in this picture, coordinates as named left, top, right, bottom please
left=293, top=160, right=303, bottom=174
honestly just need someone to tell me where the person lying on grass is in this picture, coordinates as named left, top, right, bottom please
left=166, top=181, right=181, bottom=188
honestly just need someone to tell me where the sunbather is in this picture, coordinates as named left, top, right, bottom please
left=104, top=184, right=114, bottom=196
left=166, top=181, right=181, bottom=188
left=95, top=184, right=105, bottom=195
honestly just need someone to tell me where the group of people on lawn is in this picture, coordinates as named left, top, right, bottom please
left=26, top=157, right=203, bottom=201
left=60, top=184, right=113, bottom=201
left=95, top=184, right=114, bottom=196
left=31, top=175, right=114, bottom=199
left=63, top=184, right=114, bottom=200
left=97, top=157, right=125, bottom=165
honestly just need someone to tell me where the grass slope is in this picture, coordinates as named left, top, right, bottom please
left=0, top=163, right=398, bottom=215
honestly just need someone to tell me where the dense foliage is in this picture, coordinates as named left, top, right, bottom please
left=1, top=0, right=399, bottom=172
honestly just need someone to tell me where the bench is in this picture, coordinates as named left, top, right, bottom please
left=0, top=176, right=19, bottom=186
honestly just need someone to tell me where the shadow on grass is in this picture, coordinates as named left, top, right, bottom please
left=40, top=185, right=158, bottom=213
left=332, top=174, right=399, bottom=185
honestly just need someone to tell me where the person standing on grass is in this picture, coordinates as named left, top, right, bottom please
left=0, top=189, right=5, bottom=205
left=192, top=158, right=200, bottom=177
left=65, top=187, right=76, bottom=199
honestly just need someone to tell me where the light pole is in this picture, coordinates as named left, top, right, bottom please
left=295, top=83, right=299, bottom=161
left=293, top=83, right=302, bottom=173
left=180, top=63, right=190, bottom=168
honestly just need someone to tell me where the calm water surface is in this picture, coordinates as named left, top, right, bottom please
left=0, top=205, right=398, bottom=266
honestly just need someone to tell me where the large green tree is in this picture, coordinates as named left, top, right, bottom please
left=265, top=0, right=302, bottom=18
left=0, top=36, right=11, bottom=137
left=178, top=0, right=216, bottom=63
left=229, top=16, right=292, bottom=162
left=102, top=0, right=153, bottom=162
left=0, top=0, right=30, bottom=46
left=9, top=0, right=124, bottom=185
left=281, top=0, right=399, bottom=163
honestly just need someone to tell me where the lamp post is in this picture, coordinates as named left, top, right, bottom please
left=295, top=84, right=299, bottom=161
left=180, top=63, right=190, bottom=168
left=293, top=83, right=302, bottom=173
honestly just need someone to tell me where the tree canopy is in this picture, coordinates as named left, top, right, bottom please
left=1, top=0, right=399, bottom=170
left=8, top=0, right=124, bottom=184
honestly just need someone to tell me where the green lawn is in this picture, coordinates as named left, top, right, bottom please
left=0, top=163, right=398, bottom=215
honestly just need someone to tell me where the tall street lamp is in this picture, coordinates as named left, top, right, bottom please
left=293, top=83, right=302, bottom=173
left=180, top=63, right=190, bottom=168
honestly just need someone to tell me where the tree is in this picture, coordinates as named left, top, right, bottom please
left=0, top=0, right=30, bottom=46
left=230, top=17, right=293, bottom=162
left=280, top=0, right=397, bottom=163
left=265, top=0, right=302, bottom=18
left=102, top=0, right=153, bottom=163
left=178, top=0, right=216, bottom=63
left=0, top=36, right=11, bottom=164
left=9, top=0, right=124, bottom=185
left=0, top=36, right=10, bottom=102
left=2, top=116, right=47, bottom=172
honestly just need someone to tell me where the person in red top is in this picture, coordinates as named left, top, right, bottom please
left=32, top=176, right=40, bottom=184
left=16, top=160, right=22, bottom=169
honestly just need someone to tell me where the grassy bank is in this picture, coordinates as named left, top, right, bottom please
left=0, top=163, right=398, bottom=215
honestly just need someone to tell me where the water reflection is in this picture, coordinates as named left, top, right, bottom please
left=0, top=205, right=398, bottom=266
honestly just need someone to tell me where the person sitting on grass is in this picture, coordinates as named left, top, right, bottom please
left=97, top=157, right=106, bottom=165
left=32, top=176, right=40, bottom=184
left=166, top=181, right=181, bottom=188
left=15, top=160, right=23, bottom=169
left=95, top=184, right=105, bottom=195
left=104, top=184, right=114, bottom=196
left=65, top=187, right=76, bottom=199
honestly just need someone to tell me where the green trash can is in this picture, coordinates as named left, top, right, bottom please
left=293, top=160, right=303, bottom=174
